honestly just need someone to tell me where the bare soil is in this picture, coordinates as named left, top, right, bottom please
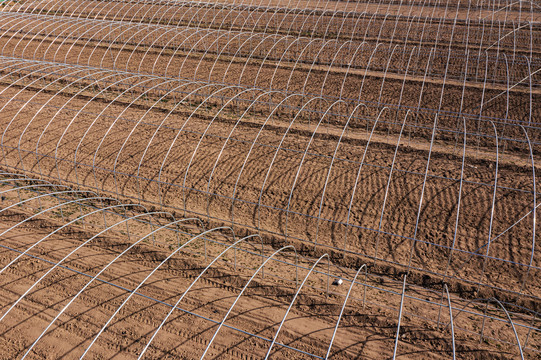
left=0, top=0, right=540, bottom=358
left=0, top=195, right=527, bottom=359
left=0, top=78, right=539, bottom=305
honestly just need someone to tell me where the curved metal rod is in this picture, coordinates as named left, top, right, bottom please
left=133, top=80, right=215, bottom=206
left=324, top=263, right=367, bottom=358
left=480, top=59, right=541, bottom=111
left=200, top=245, right=298, bottom=359
left=444, top=284, right=456, bottom=360
left=149, top=27, right=195, bottom=76
left=0, top=14, right=36, bottom=57
left=264, top=253, right=331, bottom=358
left=229, top=92, right=304, bottom=223
left=373, top=110, right=411, bottom=260
left=68, top=19, right=128, bottom=67
left=455, top=198, right=541, bottom=281
left=0, top=188, right=97, bottom=225
left=314, top=103, right=368, bottom=248
left=137, top=233, right=266, bottom=359
left=392, top=274, right=407, bottom=360
left=0, top=62, right=68, bottom=166
left=376, top=44, right=400, bottom=105
left=284, top=100, right=345, bottom=241
left=355, top=42, right=384, bottom=103
left=395, top=46, right=417, bottom=110
left=318, top=39, right=355, bottom=99
left=406, top=113, right=439, bottom=273
left=477, top=120, right=499, bottom=293
left=121, top=25, right=170, bottom=74
left=90, top=77, right=178, bottom=193
left=343, top=107, right=389, bottom=255
left=0, top=178, right=68, bottom=207
left=414, top=47, right=436, bottom=114
left=0, top=197, right=138, bottom=277
left=70, top=73, right=145, bottom=189
left=156, top=84, right=241, bottom=212
left=217, top=31, right=271, bottom=85
left=300, top=38, right=340, bottom=95
left=186, top=28, right=228, bottom=81
left=37, top=17, right=93, bottom=63
left=523, top=55, right=532, bottom=126
left=160, top=28, right=212, bottom=78
left=338, top=41, right=368, bottom=99
left=284, top=37, right=321, bottom=93
left=264, top=32, right=302, bottom=86
left=80, top=226, right=237, bottom=359
left=256, top=96, right=327, bottom=234
left=177, top=28, right=222, bottom=80
left=34, top=68, right=116, bottom=180
left=111, top=79, right=197, bottom=196
left=181, top=87, right=257, bottom=212
left=250, top=33, right=293, bottom=88
left=492, top=298, right=525, bottom=360
left=9, top=14, right=72, bottom=60
left=0, top=181, right=69, bottom=196
left=407, top=13, right=457, bottom=267
left=22, top=216, right=202, bottom=359
left=0, top=202, right=155, bottom=323
left=443, top=117, right=467, bottom=281
left=49, top=68, right=134, bottom=182
left=518, top=125, right=536, bottom=295
left=204, top=89, right=282, bottom=220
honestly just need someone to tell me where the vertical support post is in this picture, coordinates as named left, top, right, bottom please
left=393, top=275, right=407, bottom=360
left=362, top=266, right=367, bottom=310
left=445, top=284, right=456, bottom=360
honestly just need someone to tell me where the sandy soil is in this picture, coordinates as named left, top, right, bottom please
left=0, top=13, right=538, bottom=128
left=0, top=77, right=538, bottom=306
left=0, top=191, right=527, bottom=359
left=0, top=0, right=540, bottom=358
left=5, top=0, right=541, bottom=23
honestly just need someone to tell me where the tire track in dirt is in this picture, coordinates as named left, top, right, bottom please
left=0, top=203, right=506, bottom=359
left=0, top=212, right=381, bottom=359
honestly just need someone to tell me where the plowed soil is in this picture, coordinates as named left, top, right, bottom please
left=0, top=0, right=540, bottom=358
left=0, top=199, right=522, bottom=359
left=0, top=77, right=539, bottom=304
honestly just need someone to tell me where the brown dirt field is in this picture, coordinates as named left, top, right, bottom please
left=6, top=0, right=541, bottom=23
left=0, top=187, right=530, bottom=359
left=0, top=76, right=538, bottom=306
left=0, top=0, right=540, bottom=358
left=2, top=13, right=538, bottom=81
left=1, top=19, right=538, bottom=131
left=0, top=50, right=538, bottom=137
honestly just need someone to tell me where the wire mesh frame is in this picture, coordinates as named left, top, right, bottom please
left=0, top=170, right=538, bottom=358
left=0, top=0, right=539, bottom=357
left=0, top=56, right=536, bottom=133
left=0, top=8, right=538, bottom=98
left=0, top=56, right=538, bottom=305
